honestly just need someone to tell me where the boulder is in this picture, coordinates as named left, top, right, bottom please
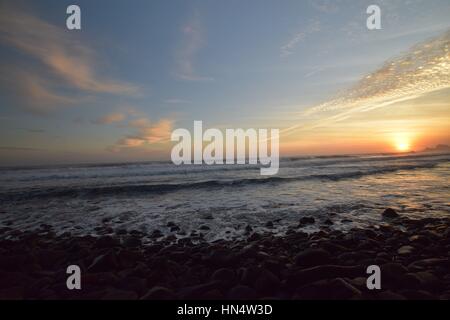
left=382, top=208, right=399, bottom=218
left=299, top=216, right=315, bottom=225
left=296, top=278, right=361, bottom=299
left=227, top=285, right=257, bottom=300
left=295, top=248, right=331, bottom=267
left=397, top=245, right=414, bottom=255
left=211, top=268, right=236, bottom=284
left=87, top=251, right=118, bottom=273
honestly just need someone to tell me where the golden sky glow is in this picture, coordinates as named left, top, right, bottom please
left=0, top=2, right=449, bottom=165
left=279, top=30, right=450, bottom=155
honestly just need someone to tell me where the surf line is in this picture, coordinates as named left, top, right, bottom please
left=171, top=121, right=279, bottom=175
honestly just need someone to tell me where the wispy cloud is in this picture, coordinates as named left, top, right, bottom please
left=283, top=30, right=450, bottom=135
left=174, top=11, right=213, bottom=81
left=93, top=112, right=126, bottom=125
left=0, top=66, right=77, bottom=114
left=0, top=5, right=139, bottom=113
left=280, top=20, right=321, bottom=57
left=109, top=118, right=175, bottom=151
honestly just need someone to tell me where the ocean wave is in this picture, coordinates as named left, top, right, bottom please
left=0, top=160, right=444, bottom=201
left=2, top=153, right=449, bottom=184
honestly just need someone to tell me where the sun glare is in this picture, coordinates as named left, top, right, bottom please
left=393, top=133, right=412, bottom=152
left=396, top=141, right=410, bottom=152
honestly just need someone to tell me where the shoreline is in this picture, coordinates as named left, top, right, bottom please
left=0, top=212, right=449, bottom=300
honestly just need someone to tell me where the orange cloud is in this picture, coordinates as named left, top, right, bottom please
left=140, top=119, right=174, bottom=143
left=0, top=5, right=139, bottom=111
left=0, top=66, right=76, bottom=114
left=94, top=112, right=126, bottom=125
left=129, top=117, right=152, bottom=128
left=111, top=118, right=175, bottom=151
left=117, top=138, right=146, bottom=147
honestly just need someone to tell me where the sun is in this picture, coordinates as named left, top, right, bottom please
left=396, top=141, right=410, bottom=152
left=393, top=133, right=412, bottom=152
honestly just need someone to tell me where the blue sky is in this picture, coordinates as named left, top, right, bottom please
left=0, top=0, right=449, bottom=165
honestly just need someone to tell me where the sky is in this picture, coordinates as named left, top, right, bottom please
left=0, top=0, right=449, bottom=165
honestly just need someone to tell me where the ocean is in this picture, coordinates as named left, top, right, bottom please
left=0, top=152, right=449, bottom=242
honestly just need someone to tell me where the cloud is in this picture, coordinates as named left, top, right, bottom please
left=0, top=66, right=77, bottom=114
left=116, top=138, right=146, bottom=148
left=283, top=30, right=450, bottom=135
left=174, top=12, right=213, bottom=81
left=129, top=117, right=151, bottom=128
left=93, top=112, right=126, bottom=125
left=309, top=30, right=450, bottom=114
left=280, top=20, right=321, bottom=57
left=0, top=5, right=139, bottom=112
left=110, top=118, right=175, bottom=151
left=139, top=119, right=174, bottom=143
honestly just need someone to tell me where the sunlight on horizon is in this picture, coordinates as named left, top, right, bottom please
left=394, top=133, right=412, bottom=152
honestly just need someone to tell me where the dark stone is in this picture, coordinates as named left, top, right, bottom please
left=101, top=288, right=138, bottom=300
left=295, top=248, right=331, bottom=267
left=141, top=286, right=176, bottom=300
left=377, top=291, right=406, bottom=300
left=202, top=289, right=224, bottom=300
left=296, top=278, right=361, bottom=299
left=211, top=268, right=236, bottom=284
left=239, top=267, right=259, bottom=286
left=166, top=222, right=176, bottom=228
left=207, top=249, right=236, bottom=266
left=227, top=285, right=257, bottom=300
left=123, top=236, right=141, bottom=248
left=288, top=265, right=364, bottom=287
left=382, top=208, right=399, bottom=218
left=254, top=269, right=280, bottom=295
left=408, top=272, right=441, bottom=291
left=300, top=216, right=315, bottom=225
left=178, top=281, right=221, bottom=299
left=150, top=230, right=163, bottom=239
left=115, top=228, right=127, bottom=235
left=95, top=236, right=120, bottom=248
left=87, top=251, right=118, bottom=273
left=408, top=235, right=431, bottom=246
left=82, top=272, right=120, bottom=287
left=0, top=286, right=23, bottom=299
left=397, top=245, right=414, bottom=255
left=265, top=221, right=274, bottom=228
left=248, top=233, right=261, bottom=241
left=407, top=258, right=449, bottom=272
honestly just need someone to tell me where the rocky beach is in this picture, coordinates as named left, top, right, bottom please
left=1, top=209, right=449, bottom=300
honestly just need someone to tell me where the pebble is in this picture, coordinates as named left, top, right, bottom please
left=0, top=214, right=449, bottom=300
